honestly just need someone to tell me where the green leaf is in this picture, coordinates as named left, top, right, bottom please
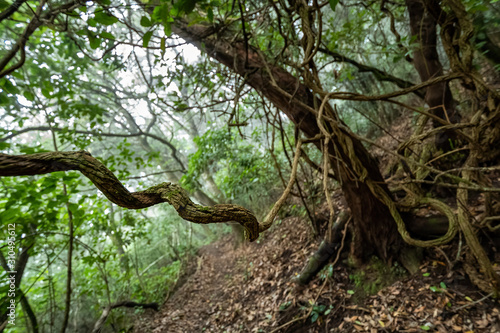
left=0, top=0, right=9, bottom=11
left=160, top=37, right=166, bottom=53
left=314, top=305, right=326, bottom=313
left=207, top=7, right=214, bottom=22
left=87, top=18, right=97, bottom=27
left=99, top=31, right=115, bottom=40
left=140, top=15, right=152, bottom=27
left=164, top=22, right=172, bottom=37
left=143, top=31, right=153, bottom=48
left=0, top=94, right=8, bottom=105
left=40, top=184, right=56, bottom=195
left=279, top=301, right=291, bottom=311
left=0, top=207, right=21, bottom=223
left=42, top=80, right=54, bottom=92
left=89, top=35, right=101, bottom=49
left=94, top=11, right=118, bottom=26
left=11, top=71, right=23, bottom=80
left=23, top=91, right=35, bottom=101
left=180, top=0, right=197, bottom=14
left=69, top=203, right=79, bottom=213
left=420, top=325, right=431, bottom=331
left=329, top=0, right=339, bottom=11
left=2, top=79, right=19, bottom=94
left=152, top=4, right=169, bottom=23
left=41, top=88, right=51, bottom=98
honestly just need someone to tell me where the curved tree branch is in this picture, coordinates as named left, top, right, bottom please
left=0, top=151, right=261, bottom=241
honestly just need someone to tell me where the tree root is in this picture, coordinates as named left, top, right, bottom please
left=294, top=211, right=350, bottom=285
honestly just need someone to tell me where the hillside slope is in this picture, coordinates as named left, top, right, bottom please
left=134, top=215, right=500, bottom=332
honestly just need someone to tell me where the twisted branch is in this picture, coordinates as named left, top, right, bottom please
left=0, top=147, right=307, bottom=242
left=0, top=151, right=260, bottom=241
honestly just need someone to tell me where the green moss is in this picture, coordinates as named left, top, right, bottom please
left=349, top=256, right=407, bottom=302
left=144, top=182, right=169, bottom=193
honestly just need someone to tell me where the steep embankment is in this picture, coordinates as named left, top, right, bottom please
left=134, top=214, right=500, bottom=333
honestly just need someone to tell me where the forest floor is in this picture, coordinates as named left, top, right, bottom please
left=133, top=213, right=500, bottom=332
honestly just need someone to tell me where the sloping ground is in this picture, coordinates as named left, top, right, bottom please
left=134, top=215, right=500, bottom=333
left=133, top=216, right=319, bottom=332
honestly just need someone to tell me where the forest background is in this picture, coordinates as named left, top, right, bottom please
left=1, top=0, right=500, bottom=331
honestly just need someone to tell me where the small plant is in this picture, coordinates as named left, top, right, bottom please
left=279, top=301, right=291, bottom=311
left=319, top=264, right=334, bottom=280
left=300, top=301, right=333, bottom=323
left=429, top=282, right=447, bottom=293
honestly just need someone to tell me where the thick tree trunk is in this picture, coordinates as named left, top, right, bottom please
left=19, top=292, right=38, bottom=333
left=172, top=21, right=402, bottom=263
left=406, top=0, right=461, bottom=150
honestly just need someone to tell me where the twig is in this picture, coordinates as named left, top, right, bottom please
left=435, top=247, right=453, bottom=271
left=268, top=315, right=306, bottom=333
left=453, top=293, right=493, bottom=311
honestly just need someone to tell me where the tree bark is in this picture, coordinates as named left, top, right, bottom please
left=0, top=237, right=34, bottom=330
left=19, top=292, right=38, bottom=333
left=295, top=212, right=350, bottom=285
left=108, top=205, right=130, bottom=270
